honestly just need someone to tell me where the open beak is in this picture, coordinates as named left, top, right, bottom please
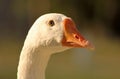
left=62, top=18, right=94, bottom=49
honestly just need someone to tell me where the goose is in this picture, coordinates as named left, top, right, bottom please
left=17, top=13, right=93, bottom=79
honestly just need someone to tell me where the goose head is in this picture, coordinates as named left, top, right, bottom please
left=24, top=13, right=93, bottom=54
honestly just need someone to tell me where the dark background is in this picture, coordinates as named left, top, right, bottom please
left=0, top=0, right=120, bottom=79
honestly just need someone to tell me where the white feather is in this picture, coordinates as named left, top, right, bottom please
left=17, top=13, right=70, bottom=79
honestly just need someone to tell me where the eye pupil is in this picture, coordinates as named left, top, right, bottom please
left=48, top=20, right=55, bottom=26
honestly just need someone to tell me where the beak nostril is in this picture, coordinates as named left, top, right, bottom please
left=74, top=34, right=80, bottom=39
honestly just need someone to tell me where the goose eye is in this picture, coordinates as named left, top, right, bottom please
left=48, top=20, right=55, bottom=26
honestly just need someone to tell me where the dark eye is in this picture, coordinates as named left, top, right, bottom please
left=48, top=20, right=55, bottom=26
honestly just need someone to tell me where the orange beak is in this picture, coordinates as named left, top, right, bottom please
left=62, top=18, right=94, bottom=49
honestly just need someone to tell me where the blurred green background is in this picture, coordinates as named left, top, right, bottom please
left=0, top=0, right=120, bottom=79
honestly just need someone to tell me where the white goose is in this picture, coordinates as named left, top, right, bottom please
left=17, top=13, right=93, bottom=79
